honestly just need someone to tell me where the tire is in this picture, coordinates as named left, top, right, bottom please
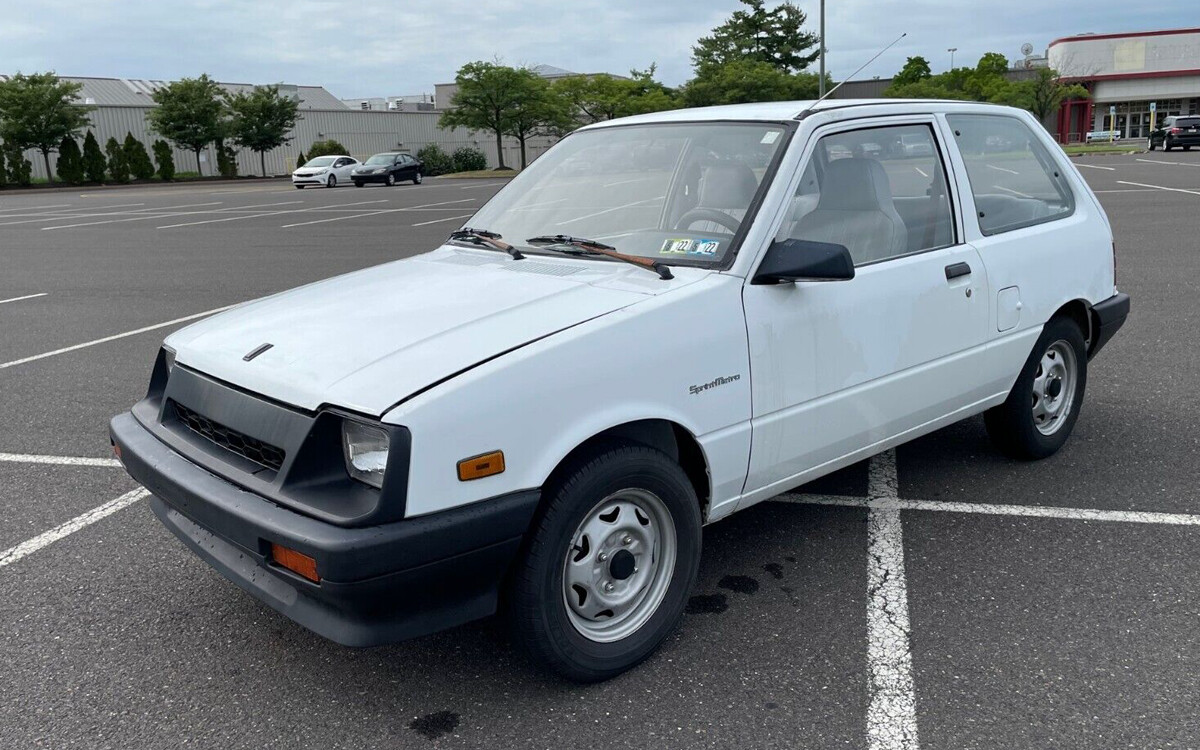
left=413, top=171, right=423, bottom=185
left=1148, top=139, right=1156, bottom=151
left=353, top=181, right=363, bottom=188
left=1165, top=141, right=1174, bottom=152
left=985, top=316, right=1088, bottom=460
left=507, top=443, right=702, bottom=682
left=326, top=175, right=337, bottom=188
left=386, top=173, right=396, bottom=187
left=295, top=185, right=305, bottom=189
left=1186, top=146, right=1193, bottom=152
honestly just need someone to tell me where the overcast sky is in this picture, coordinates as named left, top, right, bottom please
left=2, top=1, right=1195, bottom=97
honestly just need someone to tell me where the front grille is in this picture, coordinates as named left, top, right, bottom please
left=171, top=401, right=286, bottom=472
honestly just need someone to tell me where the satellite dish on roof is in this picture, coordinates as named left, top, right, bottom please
left=1021, top=42, right=1034, bottom=56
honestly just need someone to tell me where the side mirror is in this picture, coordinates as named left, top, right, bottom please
left=751, top=238, right=855, bottom=285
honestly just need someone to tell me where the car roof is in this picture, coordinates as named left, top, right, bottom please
left=579, top=99, right=1032, bottom=129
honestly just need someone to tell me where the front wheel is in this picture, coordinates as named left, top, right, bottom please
left=985, top=316, right=1088, bottom=460
left=385, top=174, right=396, bottom=187
left=413, top=171, right=423, bottom=185
left=325, top=175, right=337, bottom=188
left=295, top=184, right=305, bottom=189
left=507, top=443, right=702, bottom=682
left=353, top=181, right=363, bottom=188
left=1148, top=139, right=1156, bottom=151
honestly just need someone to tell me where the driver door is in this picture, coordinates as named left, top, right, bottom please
left=739, top=117, right=993, bottom=505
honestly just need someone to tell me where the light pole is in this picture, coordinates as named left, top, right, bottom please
left=947, top=47, right=958, bottom=69
left=818, top=0, right=826, bottom=97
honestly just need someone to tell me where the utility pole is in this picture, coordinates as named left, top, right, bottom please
left=818, top=0, right=826, bottom=97
left=948, top=47, right=958, bottom=69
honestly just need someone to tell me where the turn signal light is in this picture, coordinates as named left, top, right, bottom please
left=457, top=450, right=505, bottom=481
left=270, top=543, right=319, bottom=582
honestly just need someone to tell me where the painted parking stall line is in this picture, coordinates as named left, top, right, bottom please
left=159, top=199, right=391, bottom=229
left=40, top=202, right=226, bottom=230
left=1074, top=163, right=1115, bottom=171
left=0, top=452, right=122, bottom=468
left=1116, top=181, right=1200, bottom=197
left=279, top=198, right=476, bottom=228
left=0, top=304, right=237, bottom=371
left=412, top=213, right=474, bottom=227
left=0, top=293, right=48, bottom=306
left=0, top=489, right=149, bottom=570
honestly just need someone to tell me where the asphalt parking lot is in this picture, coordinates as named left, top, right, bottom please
left=0, top=153, right=1197, bottom=749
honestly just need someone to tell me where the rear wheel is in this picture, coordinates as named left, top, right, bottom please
left=507, top=443, right=702, bottom=682
left=1186, top=146, right=1193, bottom=151
left=413, top=171, right=423, bottom=185
left=985, top=316, right=1087, bottom=460
left=1165, top=141, right=1174, bottom=152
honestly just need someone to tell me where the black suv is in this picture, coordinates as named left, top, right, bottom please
left=1149, top=116, right=1200, bottom=151
left=352, top=152, right=424, bottom=187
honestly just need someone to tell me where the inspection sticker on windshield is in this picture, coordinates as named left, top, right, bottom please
left=661, top=238, right=721, bottom=255
left=761, top=130, right=780, bottom=144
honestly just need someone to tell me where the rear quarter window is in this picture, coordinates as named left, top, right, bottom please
left=947, top=114, right=1075, bottom=237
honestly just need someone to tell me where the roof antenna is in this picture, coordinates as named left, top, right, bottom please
left=799, top=32, right=907, bottom=118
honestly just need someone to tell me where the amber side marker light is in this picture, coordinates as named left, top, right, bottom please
left=458, top=450, right=505, bottom=481
left=270, top=543, right=320, bottom=582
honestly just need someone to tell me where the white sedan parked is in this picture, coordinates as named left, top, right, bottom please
left=292, top=155, right=360, bottom=188
left=113, top=99, right=1129, bottom=682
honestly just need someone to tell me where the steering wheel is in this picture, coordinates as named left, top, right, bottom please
left=673, top=208, right=741, bottom=234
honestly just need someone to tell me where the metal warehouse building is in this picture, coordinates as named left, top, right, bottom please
left=1, top=76, right=545, bottom=180
left=1048, top=27, right=1200, bottom=143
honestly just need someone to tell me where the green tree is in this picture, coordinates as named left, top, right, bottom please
left=305, top=139, right=348, bottom=159
left=3, top=142, right=32, bottom=186
left=692, top=0, right=819, bottom=74
left=215, top=138, right=239, bottom=178
left=502, top=71, right=571, bottom=168
left=82, top=131, right=106, bottom=183
left=152, top=139, right=175, bottom=181
left=893, top=56, right=932, bottom=87
left=682, top=59, right=822, bottom=107
left=0, top=146, right=7, bottom=188
left=0, top=73, right=93, bottom=184
left=1016, top=68, right=1090, bottom=123
left=224, top=84, right=302, bottom=176
left=975, top=52, right=1010, bottom=77
left=56, top=135, right=84, bottom=184
left=124, top=132, right=156, bottom=180
left=105, top=136, right=130, bottom=183
left=451, top=147, right=487, bottom=173
left=439, top=61, right=532, bottom=170
left=295, top=149, right=307, bottom=169
left=145, top=74, right=225, bottom=177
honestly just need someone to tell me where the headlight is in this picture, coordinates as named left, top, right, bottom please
left=162, top=345, right=176, bottom=374
left=317, top=168, right=328, bottom=174
left=342, top=420, right=389, bottom=488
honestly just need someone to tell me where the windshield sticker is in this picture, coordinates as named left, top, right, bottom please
left=660, top=238, right=721, bottom=256
left=761, top=130, right=781, bottom=144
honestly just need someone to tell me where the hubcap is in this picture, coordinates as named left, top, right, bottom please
left=562, top=488, right=676, bottom=643
left=1031, top=339, right=1077, bottom=436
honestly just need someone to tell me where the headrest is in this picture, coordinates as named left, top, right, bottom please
left=817, top=159, right=896, bottom=212
left=698, top=163, right=760, bottom=209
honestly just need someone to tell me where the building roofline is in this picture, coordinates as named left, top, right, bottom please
left=1048, top=27, right=1200, bottom=50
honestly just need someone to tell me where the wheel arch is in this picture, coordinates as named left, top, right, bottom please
left=1051, top=298, right=1093, bottom=351
left=542, top=419, right=712, bottom=521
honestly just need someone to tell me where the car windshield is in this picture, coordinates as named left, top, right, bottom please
left=366, top=154, right=395, bottom=165
left=303, top=156, right=337, bottom=167
left=463, top=122, right=789, bottom=265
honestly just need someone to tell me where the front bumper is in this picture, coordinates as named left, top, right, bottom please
left=352, top=172, right=392, bottom=183
left=1089, top=292, right=1130, bottom=359
left=110, top=411, right=539, bottom=646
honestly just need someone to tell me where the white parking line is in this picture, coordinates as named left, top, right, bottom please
left=0, top=452, right=121, bottom=468
left=158, top=199, right=388, bottom=229
left=41, top=202, right=224, bottom=230
left=986, top=164, right=1020, bottom=175
left=0, top=304, right=236, bottom=371
left=412, top=213, right=474, bottom=227
left=1136, top=158, right=1200, bottom=168
left=1116, top=180, right=1200, bottom=196
left=1074, top=163, right=1115, bottom=171
left=995, top=185, right=1034, bottom=199
left=460, top=182, right=508, bottom=190
left=0, top=488, right=148, bottom=570
left=279, top=198, right=475, bottom=228
left=863, top=451, right=920, bottom=750
left=913, top=167, right=929, bottom=178
left=0, top=293, right=48, bottom=306
left=1094, top=189, right=1157, bottom=193
left=557, top=195, right=665, bottom=226
left=0, top=203, right=157, bottom=226
left=0, top=202, right=72, bottom=212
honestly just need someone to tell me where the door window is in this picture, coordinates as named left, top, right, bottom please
left=946, top=114, right=1075, bottom=236
left=783, top=123, right=955, bottom=266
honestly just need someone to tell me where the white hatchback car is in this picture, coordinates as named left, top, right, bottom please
left=292, top=155, right=360, bottom=188
left=112, top=99, right=1129, bottom=681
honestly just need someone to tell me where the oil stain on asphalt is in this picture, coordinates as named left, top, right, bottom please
left=686, top=593, right=729, bottom=614
left=718, top=574, right=759, bottom=594
left=410, top=711, right=460, bottom=740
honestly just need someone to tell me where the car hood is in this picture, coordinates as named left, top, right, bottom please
left=166, top=246, right=706, bottom=415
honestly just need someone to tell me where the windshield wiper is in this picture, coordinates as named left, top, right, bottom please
left=448, top=227, right=524, bottom=260
left=526, top=235, right=674, bottom=280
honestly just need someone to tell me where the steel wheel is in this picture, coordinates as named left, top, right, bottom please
left=1032, top=339, right=1078, bottom=436
left=562, top=488, right=676, bottom=644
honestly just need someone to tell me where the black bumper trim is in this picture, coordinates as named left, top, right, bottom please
left=111, top=411, right=540, bottom=646
left=1089, top=292, right=1130, bottom=359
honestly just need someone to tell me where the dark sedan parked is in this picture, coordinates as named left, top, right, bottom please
left=352, top=152, right=424, bottom=186
left=1149, top=116, right=1200, bottom=151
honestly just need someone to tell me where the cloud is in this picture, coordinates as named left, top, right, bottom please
left=3, top=0, right=1196, bottom=96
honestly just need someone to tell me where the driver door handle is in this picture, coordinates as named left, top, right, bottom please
left=945, top=262, right=972, bottom=280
